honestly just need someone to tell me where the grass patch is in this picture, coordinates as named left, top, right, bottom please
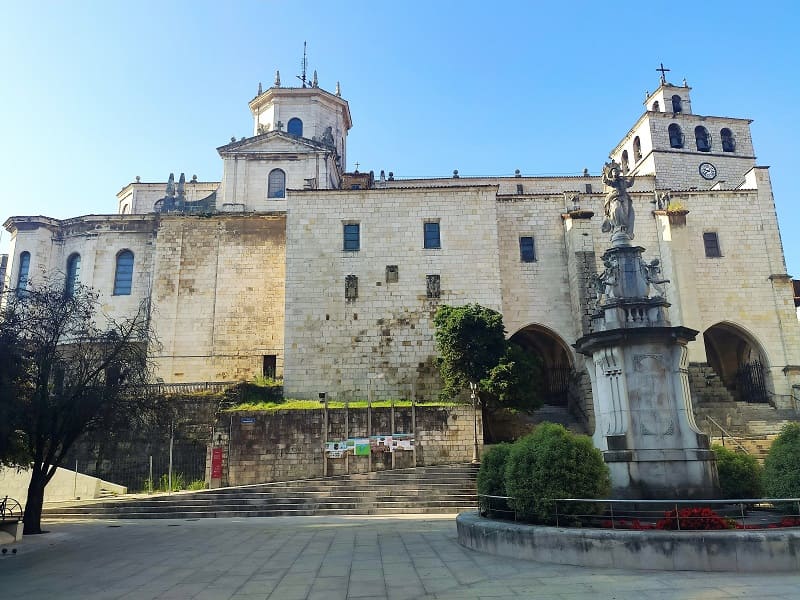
left=223, top=399, right=462, bottom=412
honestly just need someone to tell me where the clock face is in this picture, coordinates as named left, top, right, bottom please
left=699, top=162, right=717, bottom=180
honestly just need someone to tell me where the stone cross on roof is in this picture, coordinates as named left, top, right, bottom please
left=657, top=63, right=670, bottom=85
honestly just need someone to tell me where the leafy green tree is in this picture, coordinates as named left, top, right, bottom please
left=763, top=423, right=800, bottom=498
left=480, top=343, right=543, bottom=414
left=0, top=278, right=157, bottom=534
left=712, top=444, right=763, bottom=499
left=433, top=304, right=542, bottom=414
left=504, top=423, right=610, bottom=523
left=433, top=304, right=506, bottom=400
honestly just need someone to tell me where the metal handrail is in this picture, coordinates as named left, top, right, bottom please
left=477, top=494, right=800, bottom=529
left=704, top=415, right=750, bottom=454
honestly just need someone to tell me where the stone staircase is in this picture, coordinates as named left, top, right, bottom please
left=687, top=362, right=798, bottom=461
left=42, top=464, right=478, bottom=520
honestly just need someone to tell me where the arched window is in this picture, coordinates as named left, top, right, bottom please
left=287, top=118, right=303, bottom=137
left=695, top=126, right=711, bottom=152
left=16, top=251, right=30, bottom=297
left=620, top=150, right=629, bottom=173
left=268, top=169, right=286, bottom=199
left=671, top=94, right=682, bottom=113
left=633, top=136, right=642, bottom=162
left=721, top=128, right=735, bottom=152
left=652, top=100, right=660, bottom=112
left=113, top=250, right=134, bottom=296
left=668, top=123, right=684, bottom=148
left=65, top=253, right=81, bottom=297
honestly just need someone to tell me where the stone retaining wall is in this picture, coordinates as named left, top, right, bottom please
left=210, top=405, right=482, bottom=486
left=457, top=511, right=800, bottom=572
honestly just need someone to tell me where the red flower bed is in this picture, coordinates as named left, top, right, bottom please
left=599, top=509, right=800, bottom=531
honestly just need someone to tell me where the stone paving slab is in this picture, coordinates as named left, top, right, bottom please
left=2, top=514, right=800, bottom=599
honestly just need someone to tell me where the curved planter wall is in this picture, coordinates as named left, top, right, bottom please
left=457, top=512, right=800, bottom=572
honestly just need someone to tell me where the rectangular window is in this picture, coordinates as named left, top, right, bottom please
left=426, top=274, right=441, bottom=299
left=345, top=274, right=358, bottom=300
left=520, top=236, right=536, bottom=262
left=424, top=222, right=440, bottom=249
left=343, top=223, right=360, bottom=251
left=703, top=232, right=722, bottom=258
left=386, top=265, right=399, bottom=283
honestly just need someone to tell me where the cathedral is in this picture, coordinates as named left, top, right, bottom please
left=4, top=69, right=800, bottom=418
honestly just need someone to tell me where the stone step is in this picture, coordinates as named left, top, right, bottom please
left=43, top=464, right=478, bottom=521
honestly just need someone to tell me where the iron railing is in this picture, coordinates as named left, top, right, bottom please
left=478, top=494, right=800, bottom=530
left=704, top=415, right=750, bottom=454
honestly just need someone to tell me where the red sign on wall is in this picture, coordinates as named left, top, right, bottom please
left=211, top=447, right=224, bottom=479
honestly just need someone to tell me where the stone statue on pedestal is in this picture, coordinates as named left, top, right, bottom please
left=601, top=160, right=636, bottom=241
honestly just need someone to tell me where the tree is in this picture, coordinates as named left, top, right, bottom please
left=0, top=277, right=157, bottom=534
left=763, top=422, right=800, bottom=498
left=433, top=304, right=542, bottom=413
left=480, top=342, right=543, bottom=414
left=433, top=304, right=506, bottom=400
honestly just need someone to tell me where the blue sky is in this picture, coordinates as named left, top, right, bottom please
left=1, top=1, right=798, bottom=273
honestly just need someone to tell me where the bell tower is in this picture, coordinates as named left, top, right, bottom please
left=609, top=66, right=756, bottom=190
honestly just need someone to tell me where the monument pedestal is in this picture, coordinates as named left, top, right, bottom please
left=575, top=239, right=718, bottom=499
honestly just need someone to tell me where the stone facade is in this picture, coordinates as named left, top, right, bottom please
left=4, top=76, right=800, bottom=414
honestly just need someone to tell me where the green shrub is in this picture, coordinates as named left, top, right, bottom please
left=764, top=423, right=800, bottom=498
left=477, top=443, right=512, bottom=516
left=504, top=423, right=610, bottom=523
left=712, top=444, right=763, bottom=499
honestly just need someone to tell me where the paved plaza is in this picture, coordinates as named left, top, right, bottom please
left=2, top=514, right=800, bottom=599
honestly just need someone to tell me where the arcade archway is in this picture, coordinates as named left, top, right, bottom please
left=510, top=324, right=573, bottom=406
left=703, top=322, right=770, bottom=404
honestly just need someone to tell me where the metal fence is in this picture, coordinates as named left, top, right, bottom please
left=478, top=495, right=800, bottom=530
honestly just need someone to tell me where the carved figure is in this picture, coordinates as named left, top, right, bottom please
left=321, top=126, right=334, bottom=147
left=643, top=258, right=669, bottom=297
left=596, top=254, right=620, bottom=301
left=165, top=173, right=175, bottom=198
left=601, top=160, right=636, bottom=239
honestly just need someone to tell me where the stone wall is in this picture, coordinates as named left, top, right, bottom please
left=150, top=214, right=286, bottom=382
left=209, top=405, right=482, bottom=486
left=283, top=186, right=503, bottom=401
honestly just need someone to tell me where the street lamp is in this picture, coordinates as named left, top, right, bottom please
left=469, top=381, right=480, bottom=464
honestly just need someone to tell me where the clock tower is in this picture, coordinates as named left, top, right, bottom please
left=609, top=70, right=757, bottom=191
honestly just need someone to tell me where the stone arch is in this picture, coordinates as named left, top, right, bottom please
left=703, top=321, right=771, bottom=403
left=509, top=324, right=574, bottom=406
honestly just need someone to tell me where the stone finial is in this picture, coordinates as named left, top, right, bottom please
left=335, top=81, right=341, bottom=96
left=453, top=169, right=459, bottom=179
left=135, top=175, right=141, bottom=183
left=683, top=78, right=688, bottom=87
left=380, top=170, right=386, bottom=182
left=514, top=169, right=521, bottom=177
left=583, top=168, right=589, bottom=176
left=231, top=136, right=236, bottom=143
left=312, top=70, right=318, bottom=88
left=258, top=82, right=262, bottom=95
left=275, top=70, right=281, bottom=87
left=191, top=174, right=198, bottom=182
left=388, top=172, right=394, bottom=181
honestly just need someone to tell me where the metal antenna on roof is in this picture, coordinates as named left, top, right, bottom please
left=297, top=41, right=308, bottom=88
